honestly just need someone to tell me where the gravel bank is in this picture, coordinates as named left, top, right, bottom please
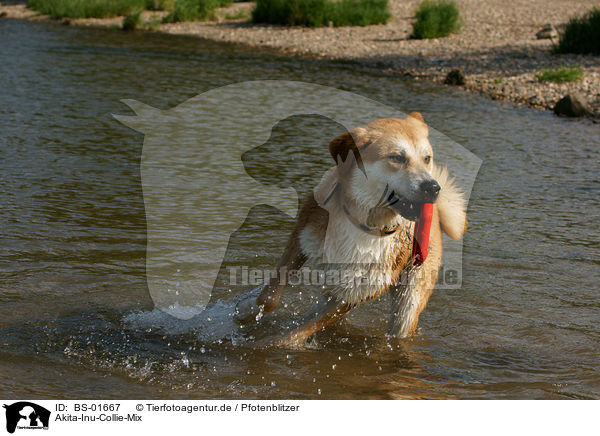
left=2, top=0, right=599, bottom=117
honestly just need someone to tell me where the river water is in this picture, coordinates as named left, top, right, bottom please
left=1, top=18, right=599, bottom=399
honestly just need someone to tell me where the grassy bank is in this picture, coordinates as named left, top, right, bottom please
left=27, top=0, right=391, bottom=25
left=28, top=0, right=390, bottom=25
left=252, top=0, right=390, bottom=27
left=27, top=0, right=229, bottom=21
left=163, top=0, right=231, bottom=23
left=28, top=0, right=149, bottom=18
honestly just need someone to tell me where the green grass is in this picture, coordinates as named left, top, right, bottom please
left=162, top=0, right=231, bottom=23
left=252, top=0, right=390, bottom=27
left=329, top=0, right=390, bottom=26
left=122, top=11, right=162, bottom=30
left=142, top=14, right=162, bottom=29
left=28, top=0, right=147, bottom=18
left=122, top=10, right=142, bottom=30
left=28, top=0, right=224, bottom=20
left=224, top=9, right=250, bottom=20
left=145, top=0, right=174, bottom=10
left=252, top=0, right=325, bottom=27
left=536, top=66, right=583, bottom=83
left=411, top=0, right=461, bottom=39
left=555, top=8, right=600, bottom=55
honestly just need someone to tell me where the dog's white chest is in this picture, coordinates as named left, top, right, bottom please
left=299, top=218, right=408, bottom=304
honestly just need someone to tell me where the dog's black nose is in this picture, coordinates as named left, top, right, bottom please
left=420, top=180, right=441, bottom=200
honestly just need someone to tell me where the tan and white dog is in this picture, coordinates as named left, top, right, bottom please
left=235, top=113, right=467, bottom=346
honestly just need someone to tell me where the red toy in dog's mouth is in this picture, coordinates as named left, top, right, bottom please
left=387, top=193, right=433, bottom=265
left=411, top=202, right=433, bottom=265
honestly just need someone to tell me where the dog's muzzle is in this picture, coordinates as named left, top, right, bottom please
left=387, top=192, right=420, bottom=221
left=387, top=179, right=440, bottom=221
left=419, top=179, right=441, bottom=202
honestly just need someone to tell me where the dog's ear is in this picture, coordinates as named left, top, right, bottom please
left=407, top=112, right=428, bottom=136
left=407, top=112, right=425, bottom=123
left=329, top=131, right=355, bottom=164
left=329, top=127, right=368, bottom=167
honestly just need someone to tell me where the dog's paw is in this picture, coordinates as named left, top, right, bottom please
left=232, top=284, right=266, bottom=325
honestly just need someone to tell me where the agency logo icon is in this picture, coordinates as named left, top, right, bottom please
left=3, top=402, right=50, bottom=433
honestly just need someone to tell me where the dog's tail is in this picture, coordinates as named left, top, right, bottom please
left=432, top=165, right=467, bottom=240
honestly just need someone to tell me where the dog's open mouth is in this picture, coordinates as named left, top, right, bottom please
left=386, top=192, right=423, bottom=221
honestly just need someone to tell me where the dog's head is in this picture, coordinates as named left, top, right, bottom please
left=329, top=113, right=439, bottom=221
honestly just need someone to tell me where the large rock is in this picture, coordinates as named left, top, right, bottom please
left=553, top=93, right=591, bottom=118
left=444, top=69, right=466, bottom=86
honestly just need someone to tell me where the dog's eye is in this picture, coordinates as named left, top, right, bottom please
left=424, top=155, right=431, bottom=164
left=389, top=154, right=407, bottom=164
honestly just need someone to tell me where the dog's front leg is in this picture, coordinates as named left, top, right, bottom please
left=234, top=231, right=305, bottom=324
left=387, top=254, right=441, bottom=338
left=387, top=272, right=423, bottom=338
left=259, top=296, right=353, bottom=347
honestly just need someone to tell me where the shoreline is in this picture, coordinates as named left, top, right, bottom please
left=2, top=1, right=599, bottom=118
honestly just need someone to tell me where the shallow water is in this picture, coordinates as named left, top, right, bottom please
left=0, top=18, right=599, bottom=399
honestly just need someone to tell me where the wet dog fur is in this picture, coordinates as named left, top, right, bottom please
left=235, top=113, right=467, bottom=346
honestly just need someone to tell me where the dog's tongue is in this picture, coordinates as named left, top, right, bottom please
left=412, top=203, right=433, bottom=266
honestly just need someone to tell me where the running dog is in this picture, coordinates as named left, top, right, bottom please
left=234, top=113, right=467, bottom=346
